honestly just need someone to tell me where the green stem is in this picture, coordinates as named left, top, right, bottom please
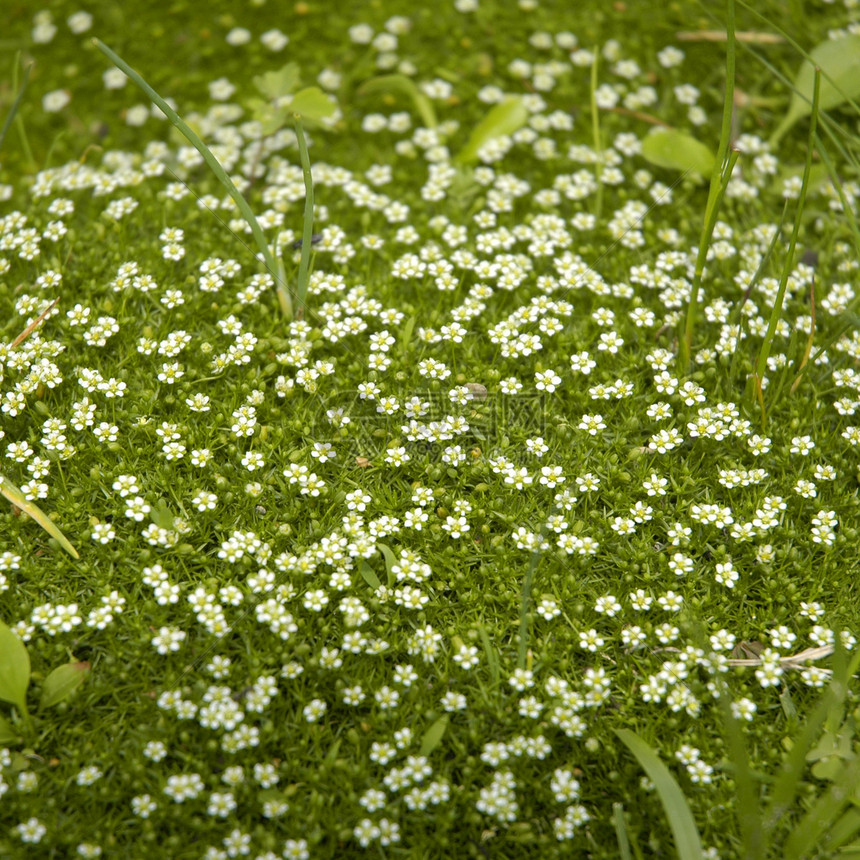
left=1, top=53, right=32, bottom=157
left=93, top=39, right=290, bottom=317
left=680, top=0, right=737, bottom=371
left=293, top=116, right=315, bottom=320
left=517, top=534, right=544, bottom=670
left=590, top=53, right=603, bottom=222
left=751, top=68, right=821, bottom=427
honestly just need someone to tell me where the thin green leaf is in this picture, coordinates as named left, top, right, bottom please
left=772, top=34, right=860, bottom=145
left=765, top=644, right=860, bottom=833
left=357, top=74, right=437, bottom=129
left=377, top=543, right=397, bottom=588
left=819, top=808, right=860, bottom=854
left=615, top=729, right=704, bottom=860
left=641, top=128, right=715, bottom=178
left=93, top=39, right=286, bottom=316
left=613, top=803, right=633, bottom=860
left=0, top=55, right=32, bottom=155
left=784, top=755, right=860, bottom=859
left=752, top=67, right=821, bottom=427
left=478, top=625, right=499, bottom=685
left=0, top=621, right=30, bottom=717
left=322, top=738, right=341, bottom=768
left=679, top=0, right=737, bottom=371
left=293, top=116, right=315, bottom=318
left=253, top=63, right=301, bottom=100
left=0, top=473, right=79, bottom=559
left=289, top=87, right=337, bottom=125
left=419, top=714, right=449, bottom=756
left=456, top=97, right=528, bottom=164
left=39, top=661, right=90, bottom=710
left=398, top=315, right=417, bottom=360
left=358, top=560, right=381, bottom=590
left=0, top=713, right=21, bottom=745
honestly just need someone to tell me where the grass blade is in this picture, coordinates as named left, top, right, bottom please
left=293, top=115, right=315, bottom=320
left=750, top=68, right=821, bottom=426
left=0, top=473, right=79, bottom=559
left=615, top=729, right=704, bottom=860
left=680, top=0, right=737, bottom=370
left=613, top=803, right=633, bottom=860
left=0, top=53, right=32, bottom=155
left=93, top=39, right=289, bottom=317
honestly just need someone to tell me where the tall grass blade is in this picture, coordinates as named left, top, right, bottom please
left=615, top=729, right=704, bottom=859
left=0, top=474, right=79, bottom=559
left=750, top=68, right=820, bottom=427
left=680, top=0, right=737, bottom=370
left=293, top=116, right=315, bottom=320
left=93, top=39, right=290, bottom=317
left=0, top=53, right=32, bottom=155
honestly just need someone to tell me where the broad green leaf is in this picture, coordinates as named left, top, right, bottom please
left=641, top=128, right=715, bottom=178
left=0, top=713, right=21, bottom=745
left=288, top=87, right=337, bottom=125
left=358, top=74, right=437, bottom=129
left=615, top=729, right=704, bottom=860
left=253, top=63, right=301, bottom=100
left=456, top=97, right=528, bottom=164
left=0, top=621, right=30, bottom=716
left=358, top=559, right=381, bottom=590
left=772, top=35, right=860, bottom=145
left=0, top=473, right=79, bottom=559
left=150, top=499, right=175, bottom=530
left=39, top=661, right=90, bottom=710
left=419, top=714, right=449, bottom=756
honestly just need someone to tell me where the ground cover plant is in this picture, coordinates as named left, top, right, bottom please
left=2, top=0, right=860, bottom=856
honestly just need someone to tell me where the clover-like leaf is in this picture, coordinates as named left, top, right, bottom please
left=253, top=62, right=301, bottom=100
left=289, top=86, right=337, bottom=126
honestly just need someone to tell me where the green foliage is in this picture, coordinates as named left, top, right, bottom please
left=619, top=647, right=860, bottom=859
left=640, top=128, right=715, bottom=178
left=0, top=54, right=32, bottom=156
left=0, top=473, right=79, bottom=558
left=615, top=729, right=704, bottom=859
left=0, top=621, right=30, bottom=720
left=771, top=34, right=860, bottom=146
left=248, top=62, right=337, bottom=132
left=357, top=73, right=438, bottom=129
left=455, top=96, right=528, bottom=164
left=39, top=661, right=90, bottom=710
left=0, top=621, right=90, bottom=735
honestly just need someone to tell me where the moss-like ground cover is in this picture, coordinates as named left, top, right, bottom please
left=2, top=1, right=860, bottom=857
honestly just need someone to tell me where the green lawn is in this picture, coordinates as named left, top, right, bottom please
left=2, top=1, right=860, bottom=857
